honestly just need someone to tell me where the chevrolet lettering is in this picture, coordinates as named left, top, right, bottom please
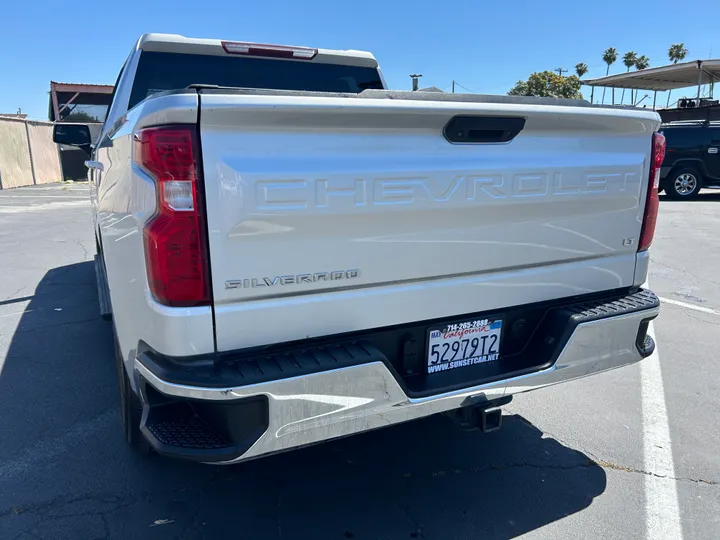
left=254, top=172, right=637, bottom=211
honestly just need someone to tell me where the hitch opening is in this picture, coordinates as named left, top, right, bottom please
left=481, top=408, right=502, bottom=433
left=445, top=396, right=510, bottom=433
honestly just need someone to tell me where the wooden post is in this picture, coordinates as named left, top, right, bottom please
left=51, top=82, right=61, bottom=122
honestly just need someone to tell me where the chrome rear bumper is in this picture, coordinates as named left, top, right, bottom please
left=136, top=302, right=658, bottom=464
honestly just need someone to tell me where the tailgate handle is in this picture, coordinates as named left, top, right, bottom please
left=444, top=116, right=526, bottom=144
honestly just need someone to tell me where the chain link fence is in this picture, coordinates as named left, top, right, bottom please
left=0, top=117, right=63, bottom=189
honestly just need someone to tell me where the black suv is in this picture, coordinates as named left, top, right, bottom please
left=660, top=121, right=720, bottom=199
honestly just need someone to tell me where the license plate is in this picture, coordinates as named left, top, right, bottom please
left=427, top=318, right=502, bottom=374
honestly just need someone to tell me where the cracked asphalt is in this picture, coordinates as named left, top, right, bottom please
left=0, top=184, right=718, bottom=539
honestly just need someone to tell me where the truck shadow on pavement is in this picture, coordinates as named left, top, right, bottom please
left=0, top=261, right=606, bottom=540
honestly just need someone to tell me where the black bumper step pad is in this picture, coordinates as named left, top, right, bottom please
left=566, top=289, right=659, bottom=323
left=139, top=390, right=269, bottom=462
left=144, top=414, right=229, bottom=450
left=138, top=340, right=386, bottom=389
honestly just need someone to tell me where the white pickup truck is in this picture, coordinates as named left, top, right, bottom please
left=54, top=34, right=663, bottom=463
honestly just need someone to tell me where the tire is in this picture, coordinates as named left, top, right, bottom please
left=665, top=167, right=702, bottom=199
left=115, top=333, right=152, bottom=454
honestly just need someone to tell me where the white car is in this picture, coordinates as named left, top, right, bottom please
left=54, top=33, right=662, bottom=463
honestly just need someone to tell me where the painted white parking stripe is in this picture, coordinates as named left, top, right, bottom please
left=0, top=309, right=33, bottom=318
left=658, top=297, right=720, bottom=316
left=0, top=200, right=90, bottom=213
left=0, top=195, right=87, bottom=199
left=642, top=322, right=683, bottom=540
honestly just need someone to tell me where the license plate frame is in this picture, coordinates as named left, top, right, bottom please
left=426, top=317, right=503, bottom=374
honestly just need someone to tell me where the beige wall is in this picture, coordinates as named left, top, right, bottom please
left=26, top=122, right=63, bottom=185
left=0, top=117, right=62, bottom=189
left=0, top=118, right=34, bottom=188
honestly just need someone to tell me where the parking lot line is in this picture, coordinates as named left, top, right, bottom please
left=658, top=297, right=720, bottom=316
left=642, top=323, right=683, bottom=540
left=0, top=200, right=90, bottom=213
left=0, top=195, right=87, bottom=198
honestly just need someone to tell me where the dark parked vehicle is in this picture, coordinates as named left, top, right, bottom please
left=660, top=121, right=720, bottom=199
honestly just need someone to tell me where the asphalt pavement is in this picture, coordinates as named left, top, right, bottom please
left=0, top=184, right=718, bottom=540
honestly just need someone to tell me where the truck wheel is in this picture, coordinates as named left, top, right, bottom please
left=115, top=334, right=152, bottom=454
left=666, top=168, right=702, bottom=199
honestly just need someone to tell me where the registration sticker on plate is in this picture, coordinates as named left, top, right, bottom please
left=427, top=318, right=502, bottom=374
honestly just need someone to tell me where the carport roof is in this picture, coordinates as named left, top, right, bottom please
left=50, top=81, right=114, bottom=94
left=582, top=59, right=720, bottom=91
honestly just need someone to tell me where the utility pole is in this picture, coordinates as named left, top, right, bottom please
left=554, top=67, right=568, bottom=77
left=452, top=80, right=455, bottom=93
left=409, top=74, right=422, bottom=91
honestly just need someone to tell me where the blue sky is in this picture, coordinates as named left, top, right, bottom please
left=1, top=0, right=717, bottom=119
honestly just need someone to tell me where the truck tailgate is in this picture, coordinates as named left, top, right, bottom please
left=198, top=92, right=660, bottom=351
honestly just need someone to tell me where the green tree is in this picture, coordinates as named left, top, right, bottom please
left=629, top=56, right=650, bottom=104
left=635, top=55, right=650, bottom=70
left=63, top=111, right=98, bottom=123
left=508, top=71, right=583, bottom=99
left=668, top=43, right=688, bottom=64
left=575, top=63, right=589, bottom=78
left=601, top=47, right=618, bottom=104
left=666, top=43, right=688, bottom=107
left=620, top=51, right=637, bottom=104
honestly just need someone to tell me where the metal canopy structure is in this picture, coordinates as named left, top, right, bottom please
left=582, top=59, right=719, bottom=109
left=48, top=81, right=114, bottom=123
left=48, top=81, right=114, bottom=181
left=582, top=59, right=720, bottom=91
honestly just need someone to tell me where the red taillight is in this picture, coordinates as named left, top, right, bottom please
left=638, top=132, right=666, bottom=252
left=135, top=126, right=211, bottom=307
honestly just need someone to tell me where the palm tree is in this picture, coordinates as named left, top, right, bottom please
left=668, top=43, right=688, bottom=64
left=601, top=47, right=618, bottom=104
left=666, top=43, right=688, bottom=107
left=631, top=56, right=650, bottom=105
left=635, top=56, right=650, bottom=70
left=620, top=51, right=637, bottom=104
left=575, top=63, right=589, bottom=98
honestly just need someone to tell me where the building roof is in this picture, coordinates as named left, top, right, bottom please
left=50, top=81, right=114, bottom=94
left=418, top=86, right=444, bottom=93
left=582, top=59, right=720, bottom=91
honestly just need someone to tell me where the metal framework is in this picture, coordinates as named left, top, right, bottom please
left=582, top=59, right=720, bottom=108
left=49, top=81, right=114, bottom=122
